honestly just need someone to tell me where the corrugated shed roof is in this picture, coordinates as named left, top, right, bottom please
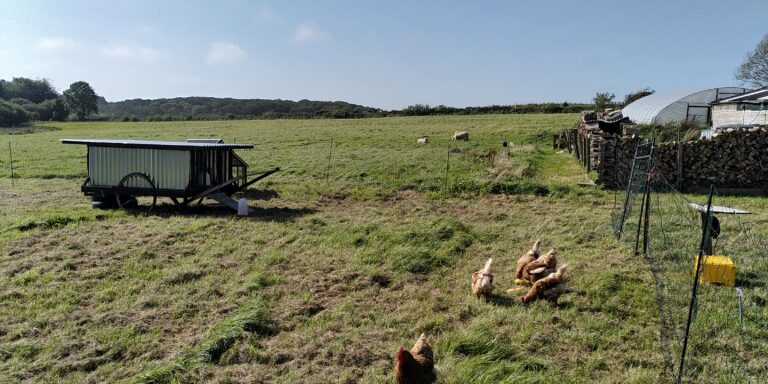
left=621, top=90, right=700, bottom=124
left=61, top=139, right=254, bottom=150
left=717, top=87, right=768, bottom=103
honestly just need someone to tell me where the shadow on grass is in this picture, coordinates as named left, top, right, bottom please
left=247, top=206, right=317, bottom=222
left=485, top=293, right=521, bottom=307
left=239, top=188, right=280, bottom=201
left=737, top=271, right=766, bottom=289
left=123, top=202, right=317, bottom=222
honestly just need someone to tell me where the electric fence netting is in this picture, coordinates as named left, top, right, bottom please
left=612, top=140, right=768, bottom=383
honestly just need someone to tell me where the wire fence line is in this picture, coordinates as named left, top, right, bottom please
left=2, top=139, right=539, bottom=197
left=612, top=140, right=768, bottom=383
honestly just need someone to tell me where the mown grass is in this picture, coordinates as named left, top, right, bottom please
left=0, top=114, right=765, bottom=383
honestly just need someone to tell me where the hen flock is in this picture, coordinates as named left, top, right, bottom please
left=395, top=240, right=570, bottom=383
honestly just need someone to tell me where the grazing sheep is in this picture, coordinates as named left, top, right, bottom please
left=451, top=131, right=469, bottom=141
left=417, top=136, right=429, bottom=145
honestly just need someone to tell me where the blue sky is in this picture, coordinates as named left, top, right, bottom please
left=1, top=0, right=767, bottom=109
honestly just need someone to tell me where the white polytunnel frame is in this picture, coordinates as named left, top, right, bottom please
left=621, top=87, right=749, bottom=125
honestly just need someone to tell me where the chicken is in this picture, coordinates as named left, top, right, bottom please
left=395, top=333, right=436, bottom=384
left=520, top=264, right=568, bottom=304
left=471, top=258, right=494, bottom=298
left=514, top=239, right=541, bottom=284
left=523, top=248, right=557, bottom=284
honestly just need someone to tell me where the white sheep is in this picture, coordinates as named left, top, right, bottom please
left=452, top=131, right=469, bottom=141
left=416, top=136, right=429, bottom=145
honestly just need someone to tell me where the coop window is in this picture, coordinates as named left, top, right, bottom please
left=737, top=103, right=763, bottom=111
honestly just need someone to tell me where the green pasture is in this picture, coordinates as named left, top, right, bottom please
left=0, top=114, right=765, bottom=383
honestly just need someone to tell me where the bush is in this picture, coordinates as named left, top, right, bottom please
left=35, top=98, right=69, bottom=121
left=0, top=99, right=31, bottom=126
left=637, top=121, right=702, bottom=143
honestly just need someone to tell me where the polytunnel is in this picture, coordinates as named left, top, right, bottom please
left=621, top=87, right=749, bottom=125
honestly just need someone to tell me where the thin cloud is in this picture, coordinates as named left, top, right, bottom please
left=37, top=36, right=78, bottom=51
left=102, top=41, right=165, bottom=63
left=133, top=25, right=159, bottom=37
left=165, top=73, right=203, bottom=85
left=205, top=41, right=247, bottom=65
left=255, top=6, right=279, bottom=23
left=292, top=22, right=331, bottom=44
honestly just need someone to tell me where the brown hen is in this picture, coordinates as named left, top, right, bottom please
left=471, top=258, right=494, bottom=299
left=520, top=264, right=568, bottom=304
left=524, top=248, right=557, bottom=283
left=515, top=239, right=541, bottom=282
left=395, top=333, right=436, bottom=384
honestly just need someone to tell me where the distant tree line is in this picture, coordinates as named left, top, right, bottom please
left=94, top=98, right=606, bottom=122
left=97, top=97, right=385, bottom=121
left=2, top=76, right=661, bottom=127
left=0, top=77, right=99, bottom=126
left=393, top=102, right=595, bottom=117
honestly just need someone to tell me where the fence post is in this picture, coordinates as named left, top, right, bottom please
left=737, top=287, right=744, bottom=331
left=8, top=141, right=14, bottom=188
left=575, top=133, right=580, bottom=160
left=676, top=184, right=716, bottom=384
left=641, top=175, right=651, bottom=255
left=444, top=147, right=451, bottom=195
left=325, top=138, right=333, bottom=182
left=589, top=136, right=592, bottom=168
left=677, top=130, right=684, bottom=191
left=633, top=173, right=649, bottom=256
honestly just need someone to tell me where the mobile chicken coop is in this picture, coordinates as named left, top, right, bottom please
left=61, top=139, right=279, bottom=213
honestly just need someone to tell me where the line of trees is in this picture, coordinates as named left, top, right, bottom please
left=0, top=77, right=663, bottom=127
left=0, top=78, right=99, bottom=126
left=96, top=99, right=603, bottom=121
left=393, top=102, right=595, bottom=117
left=97, top=97, right=385, bottom=121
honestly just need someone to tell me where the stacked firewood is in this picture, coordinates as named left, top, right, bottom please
left=590, top=134, right=603, bottom=170
left=674, top=128, right=768, bottom=186
left=596, top=134, right=620, bottom=186
left=597, top=128, right=768, bottom=188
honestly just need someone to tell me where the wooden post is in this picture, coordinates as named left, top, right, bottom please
left=8, top=142, right=14, bottom=188
left=599, top=140, right=605, bottom=180
left=444, top=147, right=451, bottom=195
left=573, top=131, right=581, bottom=160
left=325, top=138, right=333, bottom=181
left=677, top=140, right=684, bottom=192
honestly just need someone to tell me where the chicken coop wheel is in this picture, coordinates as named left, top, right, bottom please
left=116, top=172, right=157, bottom=214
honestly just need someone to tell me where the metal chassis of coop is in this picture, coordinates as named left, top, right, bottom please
left=61, top=139, right=279, bottom=213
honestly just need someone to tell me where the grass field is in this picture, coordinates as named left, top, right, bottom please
left=0, top=114, right=766, bottom=383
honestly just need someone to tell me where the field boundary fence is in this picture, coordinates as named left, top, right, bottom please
left=2, top=138, right=540, bottom=199
left=249, top=137, right=541, bottom=198
left=612, top=140, right=768, bottom=383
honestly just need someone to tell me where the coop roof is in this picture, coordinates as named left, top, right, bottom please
left=61, top=139, right=253, bottom=150
left=621, top=87, right=749, bottom=125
